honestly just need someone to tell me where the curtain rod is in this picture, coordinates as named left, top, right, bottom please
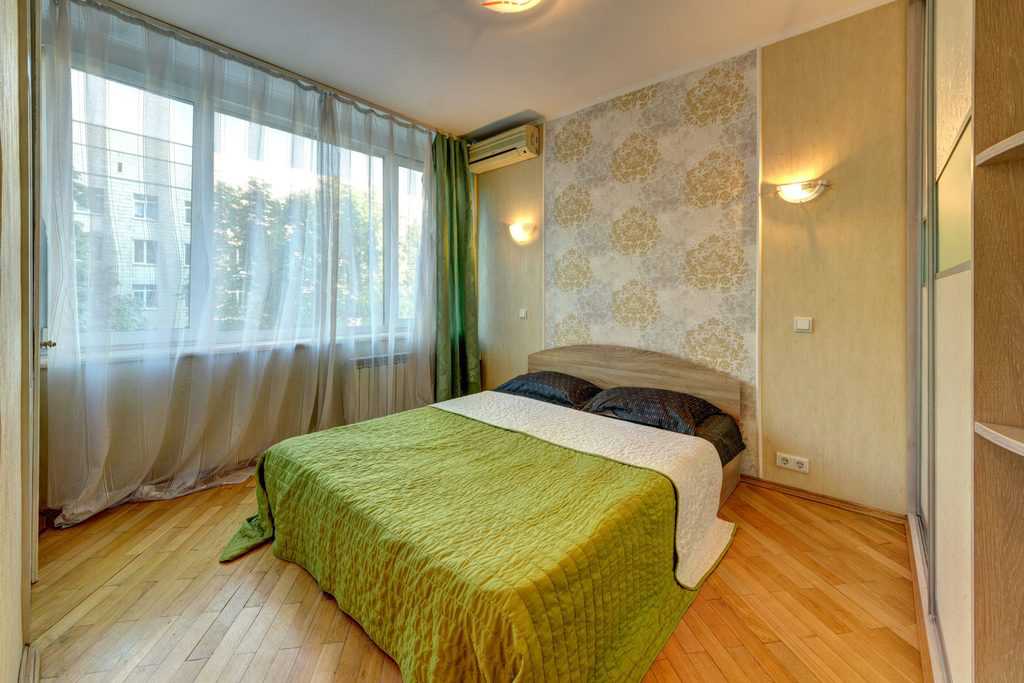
left=72, top=0, right=447, bottom=136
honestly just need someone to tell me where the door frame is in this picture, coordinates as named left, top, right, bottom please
left=18, top=0, right=38, bottom=653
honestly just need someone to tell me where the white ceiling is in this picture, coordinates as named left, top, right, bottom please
left=118, top=0, right=891, bottom=135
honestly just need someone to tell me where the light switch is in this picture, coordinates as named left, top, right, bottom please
left=793, top=316, right=813, bottom=333
left=518, top=308, right=528, bottom=320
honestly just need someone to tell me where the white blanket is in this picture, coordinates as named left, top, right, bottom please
left=434, top=391, right=735, bottom=589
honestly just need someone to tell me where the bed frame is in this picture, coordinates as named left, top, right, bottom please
left=527, top=345, right=743, bottom=505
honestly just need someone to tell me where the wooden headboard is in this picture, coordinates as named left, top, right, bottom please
left=527, top=345, right=742, bottom=418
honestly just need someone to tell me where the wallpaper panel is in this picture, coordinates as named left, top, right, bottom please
left=544, top=51, right=759, bottom=474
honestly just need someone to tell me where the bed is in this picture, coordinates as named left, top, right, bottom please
left=221, top=345, right=743, bottom=682
left=526, top=345, right=744, bottom=506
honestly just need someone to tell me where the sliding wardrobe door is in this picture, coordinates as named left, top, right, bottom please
left=920, top=0, right=974, bottom=679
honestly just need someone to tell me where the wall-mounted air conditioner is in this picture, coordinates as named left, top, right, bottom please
left=468, top=124, right=541, bottom=174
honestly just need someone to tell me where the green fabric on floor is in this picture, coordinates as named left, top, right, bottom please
left=221, top=406, right=698, bottom=682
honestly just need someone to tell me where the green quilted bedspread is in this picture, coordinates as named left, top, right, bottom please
left=221, top=406, right=697, bottom=682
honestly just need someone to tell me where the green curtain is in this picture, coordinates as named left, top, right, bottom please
left=433, top=134, right=481, bottom=401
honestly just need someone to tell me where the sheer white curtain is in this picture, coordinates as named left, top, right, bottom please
left=40, top=0, right=436, bottom=525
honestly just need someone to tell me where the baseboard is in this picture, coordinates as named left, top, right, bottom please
left=907, top=516, right=950, bottom=682
left=19, top=644, right=39, bottom=683
left=740, top=475, right=906, bottom=525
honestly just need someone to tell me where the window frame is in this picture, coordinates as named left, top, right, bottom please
left=73, top=185, right=107, bottom=215
left=131, top=192, right=160, bottom=221
left=132, top=238, right=157, bottom=265
left=131, top=283, right=157, bottom=309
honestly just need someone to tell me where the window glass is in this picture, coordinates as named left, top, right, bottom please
left=71, top=69, right=193, bottom=334
left=337, top=151, right=384, bottom=331
left=397, top=166, right=424, bottom=321
left=132, top=283, right=157, bottom=308
left=213, top=111, right=320, bottom=333
left=133, top=239, right=157, bottom=264
left=56, top=66, right=424, bottom=348
left=132, top=193, right=159, bottom=220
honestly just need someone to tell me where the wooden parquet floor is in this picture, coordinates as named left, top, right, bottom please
left=31, top=481, right=925, bottom=682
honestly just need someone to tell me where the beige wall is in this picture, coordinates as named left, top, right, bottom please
left=760, top=1, right=909, bottom=512
left=477, top=156, right=544, bottom=389
left=0, top=0, right=26, bottom=676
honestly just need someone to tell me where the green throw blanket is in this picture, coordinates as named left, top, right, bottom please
left=222, top=406, right=697, bottom=682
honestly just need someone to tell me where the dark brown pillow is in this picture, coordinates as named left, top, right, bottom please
left=494, top=371, right=602, bottom=409
left=582, top=387, right=722, bottom=436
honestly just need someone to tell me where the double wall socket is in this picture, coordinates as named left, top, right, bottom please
left=776, top=452, right=810, bottom=474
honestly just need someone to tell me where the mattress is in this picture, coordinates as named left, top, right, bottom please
left=221, top=391, right=734, bottom=681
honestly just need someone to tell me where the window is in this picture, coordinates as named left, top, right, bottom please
left=397, top=165, right=425, bottom=320
left=334, top=150, right=384, bottom=331
left=73, top=184, right=107, bottom=214
left=51, top=62, right=425, bottom=349
left=66, top=69, right=193, bottom=337
left=213, top=111, right=321, bottom=333
left=132, top=284, right=157, bottom=309
left=133, top=193, right=160, bottom=220
left=133, top=239, right=157, bottom=265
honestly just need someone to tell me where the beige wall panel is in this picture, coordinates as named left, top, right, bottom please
left=934, top=0, right=973, bottom=170
left=933, top=270, right=974, bottom=682
left=477, top=156, right=544, bottom=390
left=0, top=0, right=25, bottom=675
left=760, top=1, right=909, bottom=512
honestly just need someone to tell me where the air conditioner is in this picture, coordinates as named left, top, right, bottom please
left=468, top=124, right=541, bottom=174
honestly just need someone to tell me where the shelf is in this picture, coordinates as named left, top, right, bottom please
left=975, top=422, right=1024, bottom=457
left=976, top=130, right=1024, bottom=166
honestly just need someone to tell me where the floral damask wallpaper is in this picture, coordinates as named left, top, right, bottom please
left=544, top=51, right=759, bottom=474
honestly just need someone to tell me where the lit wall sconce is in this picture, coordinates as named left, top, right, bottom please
left=776, top=179, right=830, bottom=204
left=481, top=0, right=544, bottom=13
left=508, top=221, right=539, bottom=245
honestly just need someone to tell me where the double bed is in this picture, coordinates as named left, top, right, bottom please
left=221, top=345, right=744, bottom=682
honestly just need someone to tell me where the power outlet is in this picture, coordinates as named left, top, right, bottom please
left=776, top=452, right=810, bottom=474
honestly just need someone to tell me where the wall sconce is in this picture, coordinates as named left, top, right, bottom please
left=508, top=222, right=538, bottom=245
left=481, top=0, right=543, bottom=12
left=776, top=179, right=830, bottom=203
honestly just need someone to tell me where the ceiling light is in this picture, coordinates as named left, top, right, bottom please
left=481, top=0, right=543, bottom=13
left=776, top=179, right=830, bottom=204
